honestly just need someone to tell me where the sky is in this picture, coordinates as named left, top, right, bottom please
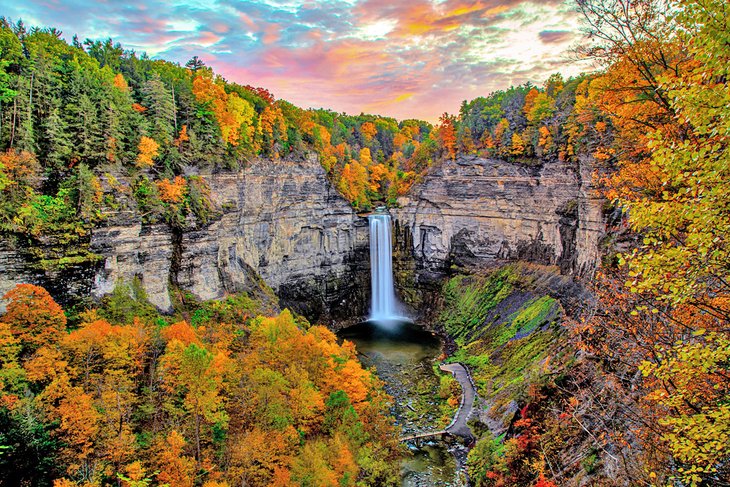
left=3, top=0, right=592, bottom=121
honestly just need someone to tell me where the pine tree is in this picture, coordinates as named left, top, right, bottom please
left=143, top=74, right=176, bottom=144
left=39, top=105, right=71, bottom=171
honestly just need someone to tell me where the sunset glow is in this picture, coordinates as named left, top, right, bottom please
left=4, top=0, right=589, bottom=120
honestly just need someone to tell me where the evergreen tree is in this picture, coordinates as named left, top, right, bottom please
left=142, top=73, right=176, bottom=145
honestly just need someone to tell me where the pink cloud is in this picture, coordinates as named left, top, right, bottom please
left=5, top=0, right=587, bottom=121
left=197, top=31, right=221, bottom=45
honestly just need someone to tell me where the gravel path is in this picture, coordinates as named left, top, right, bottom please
left=440, top=363, right=476, bottom=442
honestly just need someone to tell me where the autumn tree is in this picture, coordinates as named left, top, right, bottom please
left=360, top=122, right=377, bottom=143
left=436, top=113, right=457, bottom=159
left=1, top=284, right=66, bottom=356
left=154, top=430, right=196, bottom=487
left=575, top=0, right=730, bottom=484
left=136, top=136, right=159, bottom=167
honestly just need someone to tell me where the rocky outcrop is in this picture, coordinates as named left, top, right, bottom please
left=0, top=236, right=100, bottom=312
left=393, top=155, right=604, bottom=305
left=1, top=153, right=604, bottom=323
left=90, top=156, right=370, bottom=324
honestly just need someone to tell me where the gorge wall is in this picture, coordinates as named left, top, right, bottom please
left=0, top=156, right=371, bottom=324
left=0, top=154, right=604, bottom=323
left=392, top=154, right=604, bottom=310
left=90, top=156, right=371, bottom=323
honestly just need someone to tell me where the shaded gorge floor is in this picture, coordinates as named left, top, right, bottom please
left=339, top=321, right=465, bottom=486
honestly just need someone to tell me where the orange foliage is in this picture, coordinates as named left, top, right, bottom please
left=339, top=161, right=369, bottom=208
left=368, top=164, right=388, bottom=193
left=0, top=285, right=400, bottom=486
left=154, top=430, right=196, bottom=487
left=260, top=103, right=288, bottom=154
left=131, top=103, right=147, bottom=113
left=537, top=126, right=552, bottom=150
left=136, top=136, right=159, bottom=167
left=523, top=88, right=539, bottom=116
left=174, top=124, right=189, bottom=147
left=393, top=132, right=408, bottom=150
left=437, top=113, right=457, bottom=159
left=0, top=149, right=40, bottom=189
left=157, top=176, right=187, bottom=204
left=1, top=284, right=66, bottom=353
left=192, top=74, right=254, bottom=146
left=162, top=321, right=200, bottom=346
left=534, top=473, right=558, bottom=487
left=113, top=73, right=128, bottom=92
left=360, top=122, right=377, bottom=142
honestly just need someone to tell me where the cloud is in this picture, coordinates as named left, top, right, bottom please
left=3, top=0, right=590, bottom=121
left=538, top=29, right=574, bottom=44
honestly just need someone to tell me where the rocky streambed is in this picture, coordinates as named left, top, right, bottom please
left=339, top=321, right=467, bottom=486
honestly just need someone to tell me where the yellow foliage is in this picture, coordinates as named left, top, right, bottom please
left=510, top=132, right=526, bottom=156
left=136, top=136, right=159, bottom=167
left=192, top=74, right=255, bottom=147
left=358, top=147, right=372, bottom=166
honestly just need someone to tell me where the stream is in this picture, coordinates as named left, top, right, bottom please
left=338, top=320, right=465, bottom=486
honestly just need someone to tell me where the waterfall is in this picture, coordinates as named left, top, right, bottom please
left=369, top=212, right=399, bottom=321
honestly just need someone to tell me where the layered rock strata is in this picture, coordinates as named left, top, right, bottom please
left=393, top=155, right=604, bottom=307
left=0, top=154, right=604, bottom=323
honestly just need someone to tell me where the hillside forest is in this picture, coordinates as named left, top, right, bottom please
left=0, top=0, right=729, bottom=486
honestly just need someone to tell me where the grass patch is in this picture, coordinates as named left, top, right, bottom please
left=439, top=266, right=519, bottom=344
left=493, top=295, right=558, bottom=346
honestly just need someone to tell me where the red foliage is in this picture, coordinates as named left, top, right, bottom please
left=243, top=85, right=275, bottom=104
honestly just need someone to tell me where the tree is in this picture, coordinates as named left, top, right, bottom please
left=136, top=136, right=159, bottom=167
left=576, top=0, right=730, bottom=483
left=339, top=161, right=369, bottom=209
left=436, top=113, right=456, bottom=159
left=157, top=176, right=187, bottom=204
left=142, top=74, right=176, bottom=144
left=510, top=132, right=526, bottom=156
left=358, top=147, right=372, bottom=166
left=185, top=56, right=205, bottom=72
left=360, top=122, right=377, bottom=143
left=160, top=340, right=229, bottom=463
left=1, top=284, right=66, bottom=356
left=154, top=430, right=196, bottom=487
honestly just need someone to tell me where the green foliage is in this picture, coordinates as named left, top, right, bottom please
left=439, top=266, right=518, bottom=344
left=0, top=406, right=61, bottom=486
left=581, top=450, right=599, bottom=474
left=467, top=433, right=505, bottom=486
left=438, top=265, right=564, bottom=408
left=132, top=175, right=163, bottom=223
left=495, top=296, right=558, bottom=346
left=98, top=279, right=162, bottom=325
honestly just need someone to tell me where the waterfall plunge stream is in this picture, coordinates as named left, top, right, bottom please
left=339, top=212, right=461, bottom=485
left=369, top=213, right=400, bottom=322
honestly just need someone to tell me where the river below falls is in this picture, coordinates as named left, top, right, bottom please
left=338, top=320, right=466, bottom=486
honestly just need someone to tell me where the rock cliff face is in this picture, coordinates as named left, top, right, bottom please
left=0, top=156, right=369, bottom=322
left=92, top=157, right=370, bottom=323
left=392, top=155, right=604, bottom=307
left=0, top=154, right=604, bottom=323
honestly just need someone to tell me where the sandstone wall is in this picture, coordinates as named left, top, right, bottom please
left=0, top=154, right=603, bottom=322
left=91, top=156, right=370, bottom=323
left=392, top=155, right=604, bottom=303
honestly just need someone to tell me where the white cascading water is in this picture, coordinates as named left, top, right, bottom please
left=369, top=213, right=399, bottom=321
